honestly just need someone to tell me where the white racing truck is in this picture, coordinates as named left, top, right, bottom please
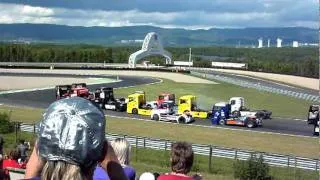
left=151, top=109, right=194, bottom=124
left=229, top=97, right=272, bottom=119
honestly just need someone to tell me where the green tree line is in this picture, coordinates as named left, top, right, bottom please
left=0, top=44, right=318, bottom=78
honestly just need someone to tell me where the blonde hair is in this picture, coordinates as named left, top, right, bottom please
left=111, top=138, right=131, bottom=166
left=41, top=161, right=94, bottom=180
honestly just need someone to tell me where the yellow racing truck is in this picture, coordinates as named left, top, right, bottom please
left=178, top=95, right=210, bottom=119
left=127, top=91, right=153, bottom=116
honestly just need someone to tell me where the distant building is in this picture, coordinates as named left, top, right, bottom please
left=258, top=38, right=263, bottom=48
left=267, top=39, right=270, bottom=48
left=276, top=38, right=282, bottom=48
left=292, top=41, right=299, bottom=47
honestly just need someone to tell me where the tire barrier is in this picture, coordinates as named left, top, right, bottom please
left=19, top=123, right=319, bottom=171
left=191, top=71, right=319, bottom=103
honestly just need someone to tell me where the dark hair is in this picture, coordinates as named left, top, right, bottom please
left=19, top=139, right=25, bottom=144
left=170, top=142, right=194, bottom=174
left=9, top=150, right=19, bottom=160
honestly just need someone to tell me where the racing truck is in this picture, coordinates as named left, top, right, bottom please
left=228, top=97, right=272, bottom=119
left=211, top=102, right=262, bottom=128
left=151, top=109, right=194, bottom=124
left=219, top=116, right=262, bottom=128
left=126, top=91, right=155, bottom=116
left=55, top=83, right=90, bottom=99
left=307, top=105, right=319, bottom=136
left=157, top=93, right=175, bottom=105
left=93, top=87, right=127, bottom=111
left=178, top=95, right=210, bottom=119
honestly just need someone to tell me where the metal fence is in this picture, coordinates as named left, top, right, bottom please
left=19, top=123, right=319, bottom=171
left=190, top=71, right=319, bottom=103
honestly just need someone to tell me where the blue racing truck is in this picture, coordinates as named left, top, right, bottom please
left=211, top=102, right=262, bottom=128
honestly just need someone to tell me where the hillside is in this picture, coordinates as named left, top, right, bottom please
left=0, top=24, right=317, bottom=46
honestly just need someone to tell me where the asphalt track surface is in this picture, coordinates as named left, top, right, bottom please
left=196, top=70, right=318, bottom=95
left=0, top=73, right=314, bottom=137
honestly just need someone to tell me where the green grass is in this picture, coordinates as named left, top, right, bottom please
left=115, top=79, right=311, bottom=119
left=0, top=105, right=318, bottom=158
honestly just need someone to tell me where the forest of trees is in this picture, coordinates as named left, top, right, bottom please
left=0, top=43, right=318, bottom=78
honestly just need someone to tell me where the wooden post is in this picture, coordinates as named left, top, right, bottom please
left=135, top=137, right=138, bottom=162
left=235, top=149, right=238, bottom=160
left=209, top=145, right=213, bottom=173
left=294, top=156, right=297, bottom=180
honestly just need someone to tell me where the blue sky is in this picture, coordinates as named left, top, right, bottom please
left=0, top=0, right=317, bottom=29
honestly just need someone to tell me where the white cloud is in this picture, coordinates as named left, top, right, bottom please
left=0, top=2, right=316, bottom=29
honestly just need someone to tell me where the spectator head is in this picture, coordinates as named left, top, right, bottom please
left=111, top=138, right=130, bottom=166
left=37, top=97, right=106, bottom=180
left=9, top=150, right=19, bottom=160
left=170, top=142, right=194, bottom=174
left=139, top=172, right=156, bottom=180
left=19, top=139, right=25, bottom=144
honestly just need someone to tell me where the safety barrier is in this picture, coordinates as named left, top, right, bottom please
left=190, top=71, right=319, bottom=102
left=19, top=123, right=319, bottom=171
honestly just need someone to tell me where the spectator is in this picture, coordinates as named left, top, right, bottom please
left=158, top=142, right=194, bottom=180
left=94, top=138, right=136, bottom=180
left=0, top=134, right=4, bottom=162
left=24, top=97, right=127, bottom=180
left=17, top=140, right=28, bottom=163
left=139, top=172, right=159, bottom=180
left=2, top=150, right=21, bottom=169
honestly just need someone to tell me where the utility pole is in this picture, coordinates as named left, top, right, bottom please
left=189, top=48, right=192, bottom=67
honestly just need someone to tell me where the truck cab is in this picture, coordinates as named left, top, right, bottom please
left=308, top=105, right=319, bottom=124
left=127, top=91, right=153, bottom=116
left=157, top=93, right=175, bottom=105
left=94, top=87, right=127, bottom=111
left=229, top=97, right=258, bottom=118
left=178, top=95, right=209, bottom=119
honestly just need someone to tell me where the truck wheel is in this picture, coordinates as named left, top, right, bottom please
left=219, top=119, right=225, bottom=125
left=178, top=117, right=186, bottom=124
left=246, top=121, right=255, bottom=128
left=232, top=111, right=240, bottom=117
left=152, top=114, right=160, bottom=121
left=132, top=108, right=138, bottom=114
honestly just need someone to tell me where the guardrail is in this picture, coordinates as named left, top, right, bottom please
left=19, top=123, right=319, bottom=171
left=190, top=71, right=319, bottom=103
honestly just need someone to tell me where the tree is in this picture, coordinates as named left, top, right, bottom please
left=234, top=153, right=271, bottom=180
left=0, top=112, right=14, bottom=134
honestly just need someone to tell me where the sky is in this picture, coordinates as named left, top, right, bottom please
left=0, top=0, right=317, bottom=29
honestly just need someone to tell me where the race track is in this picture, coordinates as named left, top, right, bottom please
left=0, top=72, right=314, bottom=137
left=196, top=70, right=318, bottom=95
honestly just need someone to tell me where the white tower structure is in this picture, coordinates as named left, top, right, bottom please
left=267, top=39, right=270, bottom=48
left=258, top=38, right=263, bottom=48
left=276, top=38, right=282, bottom=48
left=292, top=41, right=299, bottom=47
left=188, top=48, right=192, bottom=67
left=128, top=32, right=172, bottom=68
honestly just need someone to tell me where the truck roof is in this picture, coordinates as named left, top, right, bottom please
left=179, top=95, right=195, bottom=99
left=215, top=102, right=228, bottom=107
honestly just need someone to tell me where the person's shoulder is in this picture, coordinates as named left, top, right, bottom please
left=158, top=174, right=193, bottom=180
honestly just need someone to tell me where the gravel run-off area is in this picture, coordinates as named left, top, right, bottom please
left=0, top=76, right=116, bottom=90
left=0, top=68, right=217, bottom=90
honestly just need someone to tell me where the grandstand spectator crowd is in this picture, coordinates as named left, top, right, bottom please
left=0, top=97, right=202, bottom=180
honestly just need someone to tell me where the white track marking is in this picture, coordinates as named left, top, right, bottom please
left=272, top=116, right=307, bottom=122
left=105, top=114, right=317, bottom=139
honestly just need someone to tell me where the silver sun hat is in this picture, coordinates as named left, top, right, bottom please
left=37, top=97, right=106, bottom=167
